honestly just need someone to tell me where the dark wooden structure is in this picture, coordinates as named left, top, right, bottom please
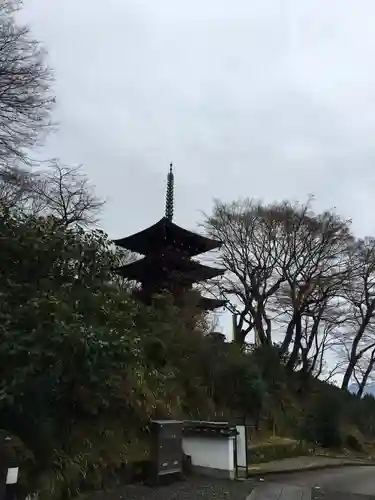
left=114, top=164, right=226, bottom=311
left=149, top=420, right=183, bottom=482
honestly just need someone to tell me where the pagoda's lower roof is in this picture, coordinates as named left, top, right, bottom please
left=198, top=296, right=227, bottom=310
left=116, top=255, right=225, bottom=283
left=133, top=288, right=226, bottom=311
left=113, top=217, right=222, bottom=257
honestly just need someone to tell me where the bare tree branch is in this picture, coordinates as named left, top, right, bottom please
left=202, top=197, right=351, bottom=369
left=354, top=347, right=375, bottom=397
left=0, top=0, right=54, bottom=167
left=340, top=238, right=375, bottom=390
left=29, top=161, right=104, bottom=227
left=202, top=198, right=297, bottom=346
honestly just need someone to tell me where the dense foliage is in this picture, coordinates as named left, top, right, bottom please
left=0, top=209, right=263, bottom=498
left=1, top=209, right=374, bottom=499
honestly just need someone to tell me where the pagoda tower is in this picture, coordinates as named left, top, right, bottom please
left=113, top=164, right=226, bottom=310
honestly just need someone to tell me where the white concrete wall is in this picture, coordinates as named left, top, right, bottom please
left=235, top=425, right=247, bottom=468
left=182, top=436, right=235, bottom=473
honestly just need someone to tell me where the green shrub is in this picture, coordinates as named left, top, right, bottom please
left=294, top=385, right=344, bottom=449
left=346, top=434, right=363, bottom=452
left=315, top=421, right=342, bottom=449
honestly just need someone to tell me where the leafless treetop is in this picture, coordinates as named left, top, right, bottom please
left=0, top=0, right=54, bottom=166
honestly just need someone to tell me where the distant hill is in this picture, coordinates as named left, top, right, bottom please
left=349, top=382, right=375, bottom=397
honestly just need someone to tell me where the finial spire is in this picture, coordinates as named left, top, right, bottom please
left=165, top=163, right=174, bottom=221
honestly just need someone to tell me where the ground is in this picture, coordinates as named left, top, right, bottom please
left=262, top=465, right=375, bottom=498
left=80, top=465, right=375, bottom=500
left=81, top=476, right=255, bottom=500
left=248, top=455, right=372, bottom=474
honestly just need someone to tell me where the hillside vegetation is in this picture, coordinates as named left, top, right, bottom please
left=1, top=205, right=375, bottom=500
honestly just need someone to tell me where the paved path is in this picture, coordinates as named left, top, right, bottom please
left=247, top=483, right=311, bottom=499
left=248, top=456, right=372, bottom=476
left=83, top=476, right=255, bottom=500
left=254, top=465, right=375, bottom=498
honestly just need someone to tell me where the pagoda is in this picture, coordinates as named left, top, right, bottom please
left=113, top=164, right=226, bottom=310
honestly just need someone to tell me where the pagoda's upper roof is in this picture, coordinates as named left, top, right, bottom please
left=114, top=217, right=222, bottom=257
left=116, top=255, right=225, bottom=284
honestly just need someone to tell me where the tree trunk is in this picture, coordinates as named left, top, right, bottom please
left=234, top=328, right=247, bottom=345
left=341, top=353, right=359, bottom=391
left=232, top=311, right=253, bottom=346
left=342, top=301, right=375, bottom=390
left=286, top=312, right=302, bottom=371
left=253, top=308, right=267, bottom=345
left=281, top=317, right=295, bottom=354
left=357, top=352, right=375, bottom=398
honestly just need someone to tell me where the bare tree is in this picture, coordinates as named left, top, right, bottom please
left=0, top=0, right=54, bottom=166
left=0, top=161, right=105, bottom=228
left=30, top=161, right=104, bottom=227
left=340, top=238, right=375, bottom=390
left=204, top=197, right=375, bottom=389
left=203, top=197, right=351, bottom=370
left=309, top=319, right=339, bottom=379
left=353, top=347, right=375, bottom=398
left=202, top=199, right=295, bottom=345
left=273, top=205, right=351, bottom=354
left=203, top=199, right=282, bottom=350
left=274, top=208, right=351, bottom=372
left=0, top=164, right=36, bottom=210
left=284, top=298, right=342, bottom=376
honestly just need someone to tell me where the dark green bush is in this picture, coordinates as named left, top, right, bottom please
left=308, top=389, right=343, bottom=449
left=346, top=434, right=363, bottom=452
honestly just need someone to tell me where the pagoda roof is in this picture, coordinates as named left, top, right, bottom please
left=198, top=296, right=227, bottom=310
left=113, top=217, right=222, bottom=257
left=116, top=255, right=225, bottom=283
left=132, top=289, right=226, bottom=311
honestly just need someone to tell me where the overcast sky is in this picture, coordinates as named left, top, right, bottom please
left=20, top=0, right=375, bottom=340
left=20, top=0, right=375, bottom=234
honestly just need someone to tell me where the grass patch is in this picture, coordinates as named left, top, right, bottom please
left=248, top=436, right=311, bottom=463
left=248, top=433, right=375, bottom=464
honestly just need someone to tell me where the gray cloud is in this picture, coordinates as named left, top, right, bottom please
left=20, top=0, right=375, bottom=278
